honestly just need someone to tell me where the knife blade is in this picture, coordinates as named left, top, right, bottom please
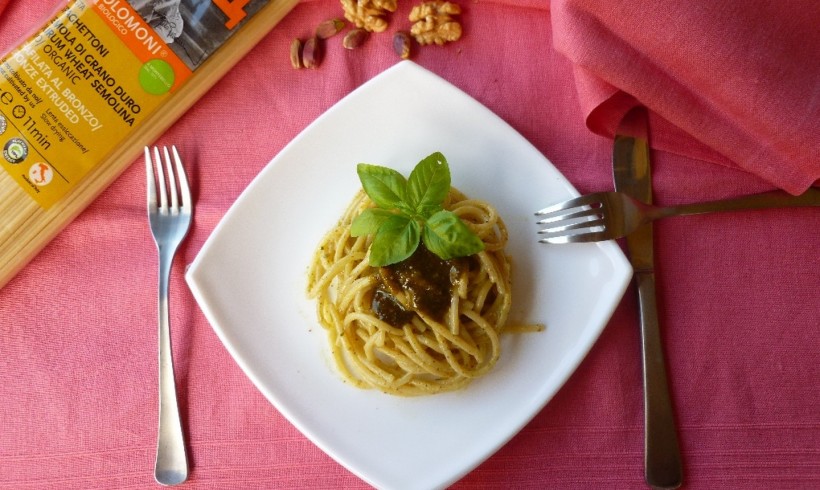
left=613, top=106, right=683, bottom=489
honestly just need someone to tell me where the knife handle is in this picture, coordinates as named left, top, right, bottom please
left=635, top=271, right=683, bottom=489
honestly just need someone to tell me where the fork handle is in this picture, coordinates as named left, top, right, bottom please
left=155, top=248, right=188, bottom=486
left=656, top=187, right=820, bottom=219
left=636, top=271, right=683, bottom=489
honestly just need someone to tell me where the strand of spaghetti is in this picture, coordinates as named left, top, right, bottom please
left=0, top=177, right=30, bottom=219
left=347, top=247, right=372, bottom=277
left=410, top=316, right=429, bottom=333
left=448, top=290, right=460, bottom=336
left=390, top=372, right=416, bottom=390
left=329, top=332, right=370, bottom=390
left=338, top=275, right=375, bottom=314
left=506, top=324, right=547, bottom=333
left=462, top=308, right=501, bottom=366
left=0, top=203, right=37, bottom=250
left=0, top=172, right=15, bottom=207
left=417, top=310, right=481, bottom=358
left=362, top=328, right=383, bottom=363
left=432, top=327, right=479, bottom=378
left=400, top=341, right=454, bottom=377
left=379, top=344, right=429, bottom=376
left=452, top=201, right=507, bottom=251
left=352, top=281, right=373, bottom=314
left=344, top=311, right=406, bottom=337
left=397, top=326, right=453, bottom=377
left=356, top=330, right=383, bottom=362
left=339, top=329, right=396, bottom=386
left=452, top=201, right=497, bottom=235
left=341, top=240, right=369, bottom=277
left=477, top=251, right=504, bottom=290
left=472, top=270, right=495, bottom=314
left=414, top=332, right=447, bottom=357
left=406, top=376, right=470, bottom=395
left=327, top=228, right=350, bottom=262
left=380, top=337, right=423, bottom=374
left=317, top=301, right=344, bottom=343
left=307, top=253, right=357, bottom=298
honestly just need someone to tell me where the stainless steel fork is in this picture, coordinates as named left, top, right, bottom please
left=536, top=187, right=820, bottom=244
left=146, top=146, right=191, bottom=486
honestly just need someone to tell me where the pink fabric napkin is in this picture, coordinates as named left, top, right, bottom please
left=551, top=0, right=820, bottom=194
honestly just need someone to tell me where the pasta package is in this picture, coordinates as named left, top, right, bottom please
left=0, top=0, right=298, bottom=288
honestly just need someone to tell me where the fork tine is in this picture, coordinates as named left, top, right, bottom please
left=535, top=206, right=603, bottom=225
left=534, top=193, right=603, bottom=217
left=145, top=147, right=157, bottom=210
left=171, top=146, right=191, bottom=211
left=538, top=228, right=611, bottom=244
left=538, top=216, right=606, bottom=235
left=163, top=146, right=179, bottom=212
left=153, top=147, right=168, bottom=212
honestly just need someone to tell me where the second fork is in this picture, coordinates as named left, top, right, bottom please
left=536, top=187, right=820, bottom=244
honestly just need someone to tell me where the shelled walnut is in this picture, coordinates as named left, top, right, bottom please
left=409, top=1, right=462, bottom=45
left=340, top=0, right=398, bottom=33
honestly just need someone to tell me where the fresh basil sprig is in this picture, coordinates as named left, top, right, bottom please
left=351, top=152, right=485, bottom=266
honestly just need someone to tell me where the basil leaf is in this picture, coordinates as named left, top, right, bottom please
left=422, top=210, right=485, bottom=260
left=357, top=164, right=408, bottom=210
left=406, top=152, right=450, bottom=217
left=350, top=208, right=394, bottom=237
left=369, top=215, right=421, bottom=266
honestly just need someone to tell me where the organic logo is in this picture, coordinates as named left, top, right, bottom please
left=139, top=59, right=175, bottom=95
left=3, top=138, right=28, bottom=164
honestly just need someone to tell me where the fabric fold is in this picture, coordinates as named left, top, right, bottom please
left=551, top=0, right=820, bottom=194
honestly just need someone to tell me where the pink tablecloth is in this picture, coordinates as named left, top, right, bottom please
left=1, top=1, right=817, bottom=489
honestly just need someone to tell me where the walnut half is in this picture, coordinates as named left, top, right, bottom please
left=340, top=0, right=398, bottom=33
left=409, top=1, right=462, bottom=46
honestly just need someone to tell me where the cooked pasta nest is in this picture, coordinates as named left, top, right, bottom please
left=307, top=188, right=541, bottom=396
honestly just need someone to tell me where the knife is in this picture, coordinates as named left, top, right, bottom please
left=613, top=106, right=683, bottom=489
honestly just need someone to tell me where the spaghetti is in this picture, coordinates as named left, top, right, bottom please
left=307, top=187, right=542, bottom=396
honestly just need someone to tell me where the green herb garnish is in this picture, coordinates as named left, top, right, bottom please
left=351, top=152, right=485, bottom=266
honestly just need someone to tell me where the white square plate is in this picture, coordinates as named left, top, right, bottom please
left=186, top=61, right=631, bottom=489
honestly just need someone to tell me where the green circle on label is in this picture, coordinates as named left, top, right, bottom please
left=139, top=59, right=175, bottom=95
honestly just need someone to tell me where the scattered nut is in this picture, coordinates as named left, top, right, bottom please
left=409, top=1, right=462, bottom=46
left=343, top=28, right=370, bottom=49
left=393, top=31, right=412, bottom=59
left=302, top=37, right=323, bottom=68
left=294, top=0, right=464, bottom=70
left=290, top=38, right=303, bottom=69
left=341, top=0, right=397, bottom=33
left=316, top=18, right=346, bottom=39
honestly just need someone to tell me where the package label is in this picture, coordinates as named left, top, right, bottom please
left=0, top=0, right=269, bottom=209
